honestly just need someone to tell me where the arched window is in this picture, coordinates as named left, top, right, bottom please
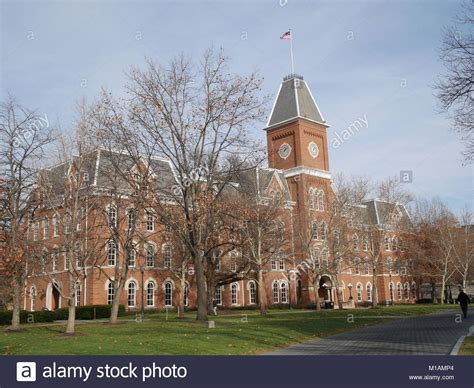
left=384, top=237, right=390, bottom=251
left=404, top=282, right=410, bottom=301
left=108, top=205, right=117, bottom=228
left=397, top=282, right=402, bottom=301
left=391, top=237, right=398, bottom=251
left=146, top=211, right=155, bottom=232
left=311, top=221, right=319, bottom=240
left=318, top=190, right=325, bottom=211
left=52, top=248, right=59, bottom=272
left=362, top=237, right=368, bottom=251
left=281, top=282, right=288, bottom=303
left=354, top=258, right=361, bottom=275
left=230, top=251, right=237, bottom=272
left=366, top=283, right=372, bottom=302
left=127, top=208, right=136, bottom=231
left=107, top=240, right=117, bottom=266
left=356, top=283, right=362, bottom=302
left=387, top=257, right=393, bottom=273
left=249, top=282, right=256, bottom=304
left=271, top=256, right=277, bottom=271
left=231, top=283, right=238, bottom=305
left=146, top=282, right=155, bottom=307
left=107, top=282, right=114, bottom=305
left=30, top=286, right=36, bottom=311
left=128, top=281, right=136, bottom=307
left=53, top=215, right=60, bottom=237
left=164, top=281, right=173, bottom=306
left=310, top=247, right=320, bottom=268
left=411, top=282, right=417, bottom=301
left=309, top=188, right=316, bottom=209
left=184, top=283, right=189, bottom=306
left=163, top=244, right=172, bottom=268
left=76, top=282, right=81, bottom=306
left=321, top=250, right=329, bottom=269
left=127, top=247, right=136, bottom=268
left=279, top=251, right=285, bottom=271
left=389, top=282, right=394, bottom=302
left=273, top=282, right=279, bottom=304
left=146, top=244, right=155, bottom=267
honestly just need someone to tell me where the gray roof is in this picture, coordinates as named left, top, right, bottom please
left=267, top=74, right=326, bottom=128
left=360, top=199, right=411, bottom=227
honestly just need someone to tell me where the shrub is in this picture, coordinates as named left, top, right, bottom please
left=53, top=304, right=125, bottom=320
left=0, top=310, right=55, bottom=325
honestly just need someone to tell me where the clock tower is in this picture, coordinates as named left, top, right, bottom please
left=264, top=74, right=332, bottom=282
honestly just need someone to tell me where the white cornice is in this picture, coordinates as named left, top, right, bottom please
left=284, top=166, right=332, bottom=180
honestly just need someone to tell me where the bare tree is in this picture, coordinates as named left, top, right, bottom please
left=114, top=49, right=267, bottom=321
left=0, top=96, right=54, bottom=330
left=453, top=207, right=474, bottom=288
left=435, top=2, right=474, bottom=163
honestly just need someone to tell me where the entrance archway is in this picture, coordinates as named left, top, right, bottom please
left=319, top=276, right=333, bottom=302
left=46, top=281, right=62, bottom=310
left=52, top=283, right=60, bottom=310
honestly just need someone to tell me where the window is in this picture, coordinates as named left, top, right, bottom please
left=271, top=256, right=277, bottom=271
left=397, top=283, right=402, bottom=301
left=128, top=281, right=136, bottom=307
left=184, top=283, right=189, bottom=306
left=273, top=282, right=279, bottom=304
left=75, top=242, right=82, bottom=268
left=107, top=282, right=114, bottom=305
left=318, top=190, right=325, bottom=211
left=127, top=247, right=136, bottom=268
left=231, top=283, right=238, bottom=305
left=107, top=240, right=117, bottom=266
left=33, top=221, right=39, bottom=241
left=76, top=283, right=81, bottom=306
left=163, top=244, right=172, bottom=268
left=230, top=251, right=237, bottom=272
left=215, top=286, right=222, bottom=305
left=53, top=215, right=60, bottom=237
left=356, top=283, right=362, bottom=302
left=311, top=221, right=319, bottom=240
left=389, top=282, right=394, bottom=302
left=352, top=234, right=358, bottom=250
left=384, top=237, right=390, bottom=251
left=310, top=247, right=320, bottom=268
left=52, top=248, right=59, bottom=272
left=411, top=282, right=417, bottom=301
left=387, top=257, right=393, bottom=273
left=364, top=258, right=370, bottom=275
left=366, top=283, right=372, bottom=302
left=127, top=209, right=136, bottom=231
left=362, top=238, right=368, bottom=251
left=309, top=188, right=316, bottom=209
left=164, top=281, right=173, bottom=306
left=392, top=238, right=398, bottom=251
left=42, top=218, right=49, bottom=239
left=30, top=286, right=36, bottom=311
left=108, top=205, right=117, bottom=228
left=64, top=253, right=70, bottom=271
left=354, top=258, right=360, bottom=275
left=146, top=244, right=155, bottom=267
left=279, top=253, right=285, bottom=271
left=281, top=282, right=288, bottom=303
left=249, top=282, right=256, bottom=304
left=321, top=250, right=328, bottom=269
left=146, top=211, right=155, bottom=232
left=64, top=214, right=71, bottom=234
left=319, top=222, right=327, bottom=241
left=146, top=282, right=155, bottom=307
left=404, top=283, right=409, bottom=301
left=76, top=208, right=82, bottom=231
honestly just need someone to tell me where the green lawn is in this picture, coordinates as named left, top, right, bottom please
left=459, top=336, right=474, bottom=355
left=0, top=305, right=456, bottom=355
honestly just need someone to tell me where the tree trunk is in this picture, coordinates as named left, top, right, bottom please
left=110, top=281, right=123, bottom=324
left=431, top=281, right=438, bottom=303
left=313, top=278, right=321, bottom=311
left=194, top=255, right=208, bottom=322
left=66, top=302, right=76, bottom=334
left=440, top=275, right=446, bottom=305
left=258, top=269, right=267, bottom=315
left=10, top=279, right=21, bottom=330
left=177, top=276, right=186, bottom=318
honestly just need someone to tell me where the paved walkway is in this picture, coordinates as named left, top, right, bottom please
left=270, top=310, right=473, bottom=355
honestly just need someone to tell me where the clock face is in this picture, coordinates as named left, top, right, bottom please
left=308, top=141, right=319, bottom=158
left=279, top=143, right=291, bottom=159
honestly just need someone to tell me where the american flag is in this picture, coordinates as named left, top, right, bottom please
left=280, top=31, right=291, bottom=40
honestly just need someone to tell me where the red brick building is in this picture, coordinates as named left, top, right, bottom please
left=23, top=74, right=416, bottom=312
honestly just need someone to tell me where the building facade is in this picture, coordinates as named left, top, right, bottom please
left=22, top=74, right=417, bottom=312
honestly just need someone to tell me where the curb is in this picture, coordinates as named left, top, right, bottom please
left=450, top=325, right=474, bottom=355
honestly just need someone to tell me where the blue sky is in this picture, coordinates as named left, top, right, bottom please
left=1, top=0, right=472, bottom=213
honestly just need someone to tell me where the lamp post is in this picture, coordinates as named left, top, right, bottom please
left=389, top=272, right=393, bottom=306
left=348, top=283, right=353, bottom=300
left=140, top=266, right=145, bottom=320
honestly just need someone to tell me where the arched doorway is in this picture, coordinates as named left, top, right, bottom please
left=319, top=276, right=333, bottom=302
left=52, top=283, right=60, bottom=310
left=46, top=281, right=62, bottom=310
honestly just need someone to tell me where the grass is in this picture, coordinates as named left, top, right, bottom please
left=0, top=304, right=456, bottom=355
left=458, top=336, right=474, bottom=355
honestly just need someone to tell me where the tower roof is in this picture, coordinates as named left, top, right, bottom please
left=266, top=74, right=326, bottom=128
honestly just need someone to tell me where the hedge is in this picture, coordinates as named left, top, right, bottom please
left=0, top=304, right=125, bottom=325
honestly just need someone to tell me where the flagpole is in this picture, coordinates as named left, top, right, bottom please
left=289, top=28, right=294, bottom=73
